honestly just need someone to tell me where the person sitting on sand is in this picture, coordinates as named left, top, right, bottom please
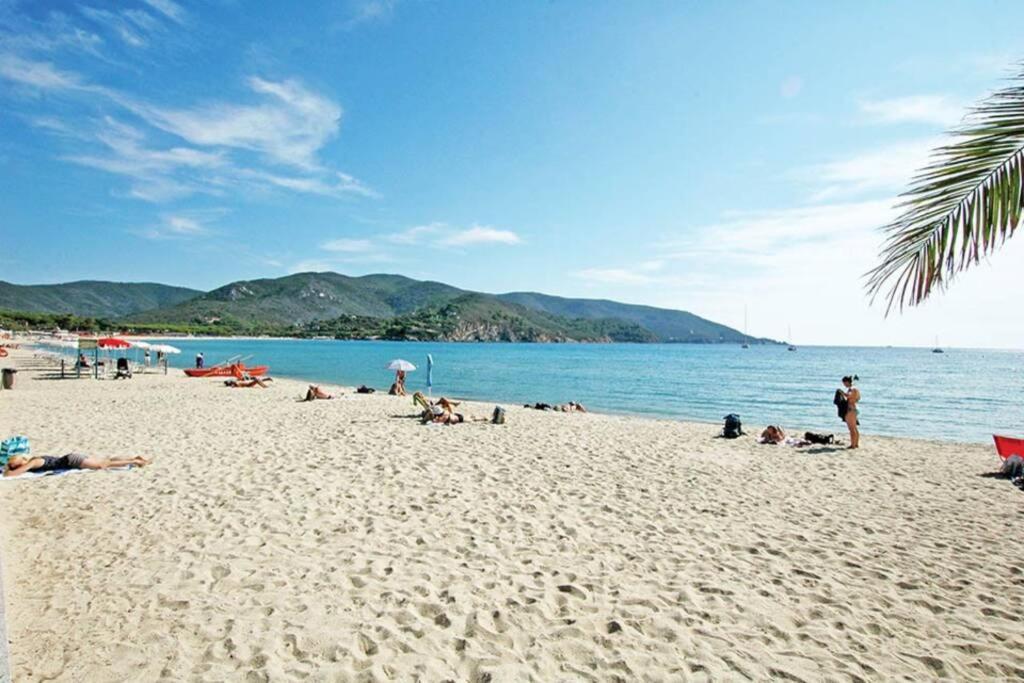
left=759, top=425, right=785, bottom=444
left=389, top=381, right=407, bottom=396
left=356, top=385, right=375, bottom=394
left=76, top=353, right=90, bottom=369
left=4, top=454, right=151, bottom=477
left=303, top=385, right=333, bottom=401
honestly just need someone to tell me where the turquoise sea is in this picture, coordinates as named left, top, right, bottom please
left=147, top=339, right=1020, bottom=444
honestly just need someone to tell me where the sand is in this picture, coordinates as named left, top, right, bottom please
left=0, top=347, right=1022, bottom=681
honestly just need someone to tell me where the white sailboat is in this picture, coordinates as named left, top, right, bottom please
left=787, top=324, right=796, bottom=351
left=932, top=335, right=944, bottom=354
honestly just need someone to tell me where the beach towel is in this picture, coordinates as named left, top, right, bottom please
left=1, top=465, right=135, bottom=481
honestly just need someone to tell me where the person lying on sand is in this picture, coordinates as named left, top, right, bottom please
left=759, top=425, right=785, bottom=444
left=558, top=401, right=587, bottom=413
left=303, top=385, right=333, bottom=401
left=225, top=376, right=272, bottom=388
left=4, top=454, right=151, bottom=477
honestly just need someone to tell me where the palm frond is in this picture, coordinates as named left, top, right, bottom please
left=866, top=71, right=1024, bottom=313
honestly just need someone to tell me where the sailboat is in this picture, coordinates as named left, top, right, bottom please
left=741, top=306, right=750, bottom=348
left=932, top=335, right=944, bottom=354
left=787, top=325, right=796, bottom=352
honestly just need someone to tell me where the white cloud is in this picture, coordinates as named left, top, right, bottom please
left=440, top=225, right=521, bottom=246
left=0, top=54, right=81, bottom=89
left=321, top=238, right=373, bottom=252
left=136, top=213, right=213, bottom=240
left=130, top=77, right=343, bottom=169
left=141, top=0, right=186, bottom=24
left=80, top=7, right=148, bottom=48
left=383, top=222, right=523, bottom=248
left=801, top=138, right=937, bottom=200
left=337, top=0, right=397, bottom=30
left=61, top=117, right=225, bottom=201
left=780, top=76, right=803, bottom=98
left=859, top=95, right=965, bottom=127
left=386, top=222, right=445, bottom=244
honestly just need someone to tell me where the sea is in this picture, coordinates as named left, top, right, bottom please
left=144, top=339, right=1020, bottom=444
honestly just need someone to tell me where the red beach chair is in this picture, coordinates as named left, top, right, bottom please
left=993, top=435, right=1024, bottom=461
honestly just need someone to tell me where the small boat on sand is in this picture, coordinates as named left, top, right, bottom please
left=993, top=435, right=1024, bottom=460
left=184, top=363, right=270, bottom=378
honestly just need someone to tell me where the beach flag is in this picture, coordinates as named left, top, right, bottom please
left=427, top=354, right=434, bottom=397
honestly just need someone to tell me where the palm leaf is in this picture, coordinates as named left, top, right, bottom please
left=866, top=71, right=1024, bottom=313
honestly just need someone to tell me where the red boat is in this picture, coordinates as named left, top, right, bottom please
left=993, top=435, right=1024, bottom=461
left=184, top=363, right=270, bottom=378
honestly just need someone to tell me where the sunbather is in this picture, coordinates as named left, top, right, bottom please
left=303, top=385, right=333, bottom=401
left=4, top=453, right=151, bottom=477
left=558, top=401, right=587, bottom=413
left=225, top=376, right=271, bottom=388
left=759, top=425, right=785, bottom=444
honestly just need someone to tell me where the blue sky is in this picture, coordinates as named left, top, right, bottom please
left=2, top=0, right=1023, bottom=347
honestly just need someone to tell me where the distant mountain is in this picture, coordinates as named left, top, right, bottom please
left=498, top=291, right=758, bottom=343
left=128, top=272, right=466, bottom=327
left=3, top=272, right=766, bottom=343
left=0, top=280, right=201, bottom=318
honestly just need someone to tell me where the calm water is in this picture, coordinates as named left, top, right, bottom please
left=146, top=339, right=1021, bottom=443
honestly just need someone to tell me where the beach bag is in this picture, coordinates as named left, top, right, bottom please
left=491, top=406, right=506, bottom=425
left=0, top=435, right=30, bottom=467
left=804, top=432, right=835, bottom=445
left=722, top=414, right=743, bottom=439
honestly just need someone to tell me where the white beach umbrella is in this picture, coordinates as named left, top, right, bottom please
left=149, top=344, right=181, bottom=354
left=132, top=340, right=152, bottom=349
left=386, top=359, right=416, bottom=372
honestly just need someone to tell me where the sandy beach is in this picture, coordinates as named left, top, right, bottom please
left=1, top=348, right=1022, bottom=681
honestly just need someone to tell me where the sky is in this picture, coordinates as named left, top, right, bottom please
left=2, top=0, right=1023, bottom=348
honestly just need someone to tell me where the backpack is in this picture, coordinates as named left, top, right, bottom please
left=491, top=406, right=506, bottom=425
left=804, top=432, right=835, bottom=445
left=722, top=414, right=743, bottom=439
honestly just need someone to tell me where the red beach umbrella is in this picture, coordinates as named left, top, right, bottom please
left=97, top=337, right=131, bottom=349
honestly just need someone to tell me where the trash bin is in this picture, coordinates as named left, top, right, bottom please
left=2, top=368, right=16, bottom=390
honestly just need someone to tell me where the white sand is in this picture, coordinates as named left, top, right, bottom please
left=1, top=348, right=1022, bottom=681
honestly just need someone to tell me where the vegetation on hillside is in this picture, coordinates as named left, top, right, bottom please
left=0, top=280, right=200, bottom=318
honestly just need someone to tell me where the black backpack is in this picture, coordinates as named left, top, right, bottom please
left=804, top=432, right=835, bottom=445
left=723, top=414, right=743, bottom=439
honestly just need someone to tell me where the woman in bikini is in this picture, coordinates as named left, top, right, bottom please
left=4, top=454, right=151, bottom=477
left=842, top=375, right=860, bottom=449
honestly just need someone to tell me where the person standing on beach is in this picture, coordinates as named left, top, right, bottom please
left=196, top=352, right=204, bottom=369
left=842, top=375, right=860, bottom=449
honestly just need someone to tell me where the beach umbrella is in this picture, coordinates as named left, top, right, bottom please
left=132, top=340, right=152, bottom=349
left=426, top=354, right=434, bottom=396
left=149, top=344, right=181, bottom=354
left=97, top=337, right=131, bottom=349
left=386, top=359, right=416, bottom=372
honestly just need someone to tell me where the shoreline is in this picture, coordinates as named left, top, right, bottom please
left=20, top=338, right=1003, bottom=444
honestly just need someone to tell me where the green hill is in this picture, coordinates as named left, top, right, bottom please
left=0, top=280, right=200, bottom=318
left=128, top=272, right=467, bottom=328
left=498, top=291, right=764, bottom=343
